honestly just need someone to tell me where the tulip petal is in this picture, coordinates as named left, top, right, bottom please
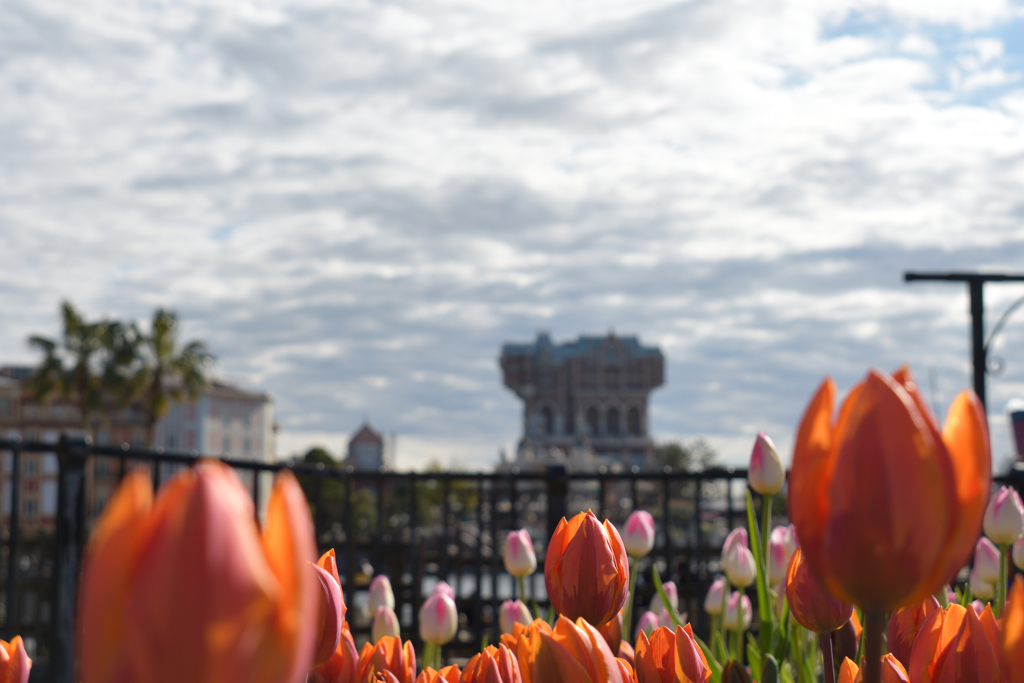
left=838, top=657, right=859, bottom=683
left=788, top=377, right=836, bottom=582
left=930, top=390, right=991, bottom=588
left=534, top=630, right=594, bottom=683
left=821, top=370, right=953, bottom=608
left=1004, top=577, right=1024, bottom=683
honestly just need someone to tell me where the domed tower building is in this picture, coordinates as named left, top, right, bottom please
left=500, top=333, right=664, bottom=471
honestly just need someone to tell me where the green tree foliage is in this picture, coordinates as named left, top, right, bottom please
left=655, top=437, right=718, bottom=471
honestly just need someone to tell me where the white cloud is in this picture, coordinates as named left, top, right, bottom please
left=2, top=0, right=1024, bottom=471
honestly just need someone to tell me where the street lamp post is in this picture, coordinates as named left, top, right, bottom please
left=904, top=271, right=1024, bottom=412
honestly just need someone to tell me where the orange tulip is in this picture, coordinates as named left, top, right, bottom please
left=414, top=665, right=461, bottom=683
left=544, top=510, right=629, bottom=626
left=596, top=610, right=623, bottom=654
left=311, top=625, right=359, bottom=683
left=355, top=636, right=416, bottom=683
left=1003, top=576, right=1024, bottom=683
left=461, top=644, right=522, bottom=683
left=502, top=619, right=551, bottom=683
left=313, top=549, right=346, bottom=666
left=634, top=624, right=710, bottom=683
left=532, top=615, right=632, bottom=683
left=886, top=595, right=940, bottom=670
left=0, top=636, right=30, bottom=683
left=78, top=462, right=318, bottom=683
left=908, top=603, right=1000, bottom=683
left=789, top=367, right=990, bottom=610
left=785, top=547, right=853, bottom=633
left=841, top=655, right=910, bottom=683
left=838, top=658, right=859, bottom=683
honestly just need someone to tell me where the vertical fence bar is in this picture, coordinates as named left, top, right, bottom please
left=313, top=476, right=323, bottom=550
left=490, top=477, right=500, bottom=644
left=375, top=471, right=384, bottom=574
left=694, top=473, right=704, bottom=635
left=441, top=476, right=451, bottom=582
left=52, top=436, right=89, bottom=683
left=598, top=474, right=606, bottom=520
left=4, top=444, right=21, bottom=640
left=345, top=476, right=355, bottom=596
left=662, top=475, right=671, bottom=577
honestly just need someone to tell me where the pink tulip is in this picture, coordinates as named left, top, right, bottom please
left=723, top=528, right=748, bottom=556
left=369, top=576, right=395, bottom=613
left=704, top=577, right=726, bottom=615
left=649, top=581, right=679, bottom=613
left=724, top=544, right=756, bottom=588
left=432, top=581, right=456, bottom=601
left=974, top=537, right=1001, bottom=584
left=723, top=592, right=752, bottom=631
left=419, top=591, right=458, bottom=645
left=622, top=511, right=656, bottom=558
left=767, top=525, right=797, bottom=587
left=969, top=565, right=995, bottom=602
left=311, top=562, right=344, bottom=666
left=983, top=485, right=1024, bottom=545
left=749, top=432, right=785, bottom=495
left=503, top=529, right=537, bottom=577
left=634, top=611, right=660, bottom=640
left=372, top=606, right=401, bottom=643
left=498, top=599, right=532, bottom=634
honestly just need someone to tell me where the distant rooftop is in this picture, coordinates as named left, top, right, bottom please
left=501, top=332, right=662, bottom=362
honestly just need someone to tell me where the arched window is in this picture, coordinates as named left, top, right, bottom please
left=542, top=406, right=554, bottom=435
left=627, top=407, right=641, bottom=435
left=607, top=408, right=620, bottom=435
left=586, top=407, right=599, bottom=435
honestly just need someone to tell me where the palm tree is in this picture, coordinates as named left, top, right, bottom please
left=27, top=301, right=119, bottom=434
left=130, top=309, right=213, bottom=448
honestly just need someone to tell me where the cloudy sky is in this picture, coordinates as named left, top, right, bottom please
left=4, top=0, right=1024, bottom=470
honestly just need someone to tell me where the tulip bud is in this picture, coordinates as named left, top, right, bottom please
left=415, top=665, right=461, bottom=683
left=369, top=575, right=396, bottom=614
left=749, top=432, right=785, bottom=495
left=786, top=547, right=853, bottom=633
left=722, top=528, right=748, bottom=556
left=544, top=510, right=629, bottom=626
left=969, top=565, right=995, bottom=602
left=504, top=529, right=537, bottom=578
left=622, top=510, right=656, bottom=558
left=886, top=595, right=940, bottom=670
left=634, top=624, right=710, bottom=683
left=908, top=604, right=1000, bottom=682
left=838, top=658, right=859, bottom=683
left=650, top=580, right=678, bottom=613
left=311, top=562, right=345, bottom=666
left=1014, top=537, right=1024, bottom=571
left=0, top=636, right=30, bottom=683
left=703, top=577, right=726, bottom=616
left=974, top=537, right=1001, bottom=584
left=723, top=591, right=752, bottom=631
left=724, top=544, right=757, bottom=588
left=499, top=599, right=532, bottom=635
left=596, top=610, right=623, bottom=654
left=419, top=591, right=458, bottom=646
left=310, top=626, right=358, bottom=683
left=722, top=660, right=753, bottom=683
left=984, top=485, right=1024, bottom=545
left=534, top=616, right=631, bottom=683
left=356, top=635, right=417, bottom=683
left=635, top=611, right=660, bottom=640
left=877, top=653, right=910, bottom=683
left=461, top=644, right=521, bottom=683
left=431, top=581, right=455, bottom=601
left=372, top=606, right=401, bottom=643
left=767, top=525, right=797, bottom=586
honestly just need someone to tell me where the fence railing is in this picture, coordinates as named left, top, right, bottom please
left=0, top=435, right=1021, bottom=683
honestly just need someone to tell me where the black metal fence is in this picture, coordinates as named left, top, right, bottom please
left=1, top=436, right=1021, bottom=683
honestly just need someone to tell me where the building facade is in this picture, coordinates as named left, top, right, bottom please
left=346, top=423, right=385, bottom=471
left=500, top=333, right=664, bottom=471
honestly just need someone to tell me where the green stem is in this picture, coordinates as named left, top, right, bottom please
left=719, top=577, right=731, bottom=653
left=623, top=556, right=638, bottom=640
left=997, top=544, right=1009, bottom=618
left=761, top=495, right=773, bottom=581
left=518, top=575, right=526, bottom=603
left=862, top=610, right=884, bottom=683
left=760, top=494, right=774, bottom=651
left=423, top=642, right=435, bottom=671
